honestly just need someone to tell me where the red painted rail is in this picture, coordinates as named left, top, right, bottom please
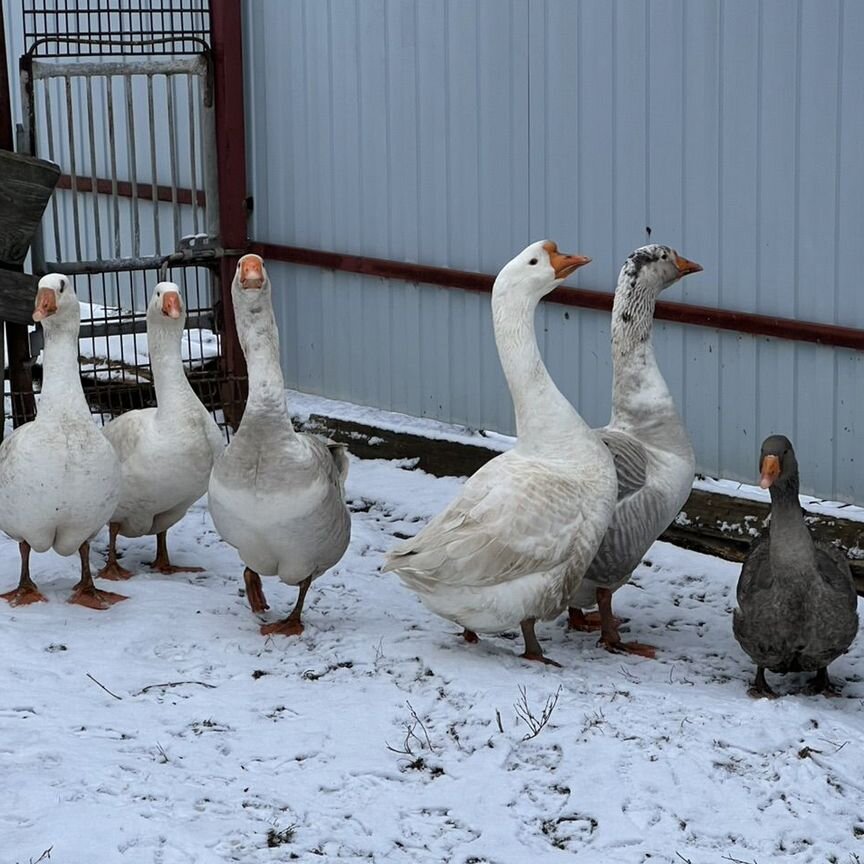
left=249, top=242, right=864, bottom=353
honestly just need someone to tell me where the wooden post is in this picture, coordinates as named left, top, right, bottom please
left=209, top=0, right=249, bottom=428
left=0, top=4, right=36, bottom=432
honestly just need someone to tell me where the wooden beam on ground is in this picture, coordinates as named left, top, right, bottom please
left=296, top=411, right=864, bottom=592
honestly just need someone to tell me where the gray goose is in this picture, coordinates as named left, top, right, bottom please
left=733, top=435, right=858, bottom=697
left=566, top=245, right=702, bottom=657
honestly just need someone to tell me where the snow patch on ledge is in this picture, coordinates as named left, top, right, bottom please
left=286, top=389, right=864, bottom=523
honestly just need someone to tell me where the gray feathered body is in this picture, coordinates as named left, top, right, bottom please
left=569, top=430, right=694, bottom=608
left=568, top=248, right=697, bottom=611
left=733, top=530, right=858, bottom=673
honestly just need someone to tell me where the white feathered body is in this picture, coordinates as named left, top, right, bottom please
left=207, top=271, right=350, bottom=587
left=386, top=437, right=616, bottom=632
left=209, top=418, right=350, bottom=585
left=104, top=402, right=223, bottom=538
left=0, top=296, right=120, bottom=556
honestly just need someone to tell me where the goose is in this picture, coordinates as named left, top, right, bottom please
left=383, top=241, right=618, bottom=665
left=566, top=245, right=702, bottom=657
left=0, top=275, right=124, bottom=609
left=207, top=254, right=351, bottom=636
left=97, top=282, right=224, bottom=580
left=733, top=435, right=858, bottom=697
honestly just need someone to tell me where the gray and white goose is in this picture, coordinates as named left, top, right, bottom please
left=567, top=245, right=702, bottom=657
left=733, top=435, right=858, bottom=697
left=207, top=255, right=351, bottom=637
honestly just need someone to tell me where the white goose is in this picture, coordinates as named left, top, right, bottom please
left=383, top=241, right=618, bottom=665
left=0, top=275, right=124, bottom=609
left=208, top=255, right=351, bottom=636
left=98, top=282, right=224, bottom=579
left=567, top=245, right=701, bottom=656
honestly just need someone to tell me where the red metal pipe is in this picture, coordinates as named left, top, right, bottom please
left=56, top=173, right=206, bottom=207
left=210, top=0, right=249, bottom=425
left=249, top=241, right=864, bottom=352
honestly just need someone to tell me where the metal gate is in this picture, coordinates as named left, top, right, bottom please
left=15, top=0, right=241, bottom=431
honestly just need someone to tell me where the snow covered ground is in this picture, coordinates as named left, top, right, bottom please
left=2, top=430, right=864, bottom=863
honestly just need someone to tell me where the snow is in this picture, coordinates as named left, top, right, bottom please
left=2, top=446, right=864, bottom=863
left=3, top=302, right=220, bottom=383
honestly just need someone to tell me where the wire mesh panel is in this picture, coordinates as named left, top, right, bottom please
left=15, top=0, right=238, bottom=434
left=23, top=0, right=209, bottom=56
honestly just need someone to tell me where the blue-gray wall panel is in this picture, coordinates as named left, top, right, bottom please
left=4, top=1, right=860, bottom=500
left=240, top=0, right=863, bottom=501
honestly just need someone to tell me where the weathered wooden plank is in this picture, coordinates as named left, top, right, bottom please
left=0, top=269, right=37, bottom=325
left=297, top=412, right=864, bottom=591
left=0, top=150, right=60, bottom=268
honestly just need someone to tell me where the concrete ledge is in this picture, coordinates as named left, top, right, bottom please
left=297, top=411, right=864, bottom=593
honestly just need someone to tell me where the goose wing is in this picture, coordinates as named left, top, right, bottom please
left=600, top=429, right=648, bottom=501
left=383, top=450, right=601, bottom=590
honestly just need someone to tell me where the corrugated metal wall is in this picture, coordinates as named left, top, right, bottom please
left=242, top=0, right=864, bottom=503
left=3, top=1, right=862, bottom=501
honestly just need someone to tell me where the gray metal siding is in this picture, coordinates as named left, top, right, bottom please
left=241, top=0, right=864, bottom=503
left=3, top=1, right=861, bottom=500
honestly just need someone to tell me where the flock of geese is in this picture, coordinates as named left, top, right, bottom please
left=0, top=242, right=858, bottom=698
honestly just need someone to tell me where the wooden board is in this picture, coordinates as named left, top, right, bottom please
left=0, top=150, right=60, bottom=268
left=0, top=269, right=37, bottom=325
left=296, top=412, right=864, bottom=592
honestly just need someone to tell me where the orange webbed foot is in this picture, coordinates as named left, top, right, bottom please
left=520, top=652, right=562, bottom=668
left=97, top=561, right=134, bottom=581
left=68, top=586, right=128, bottom=610
left=1, top=586, right=48, bottom=606
left=599, top=637, right=656, bottom=659
left=260, top=619, right=304, bottom=638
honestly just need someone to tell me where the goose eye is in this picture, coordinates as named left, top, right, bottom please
left=59, top=280, right=66, bottom=293
left=660, top=253, right=667, bottom=260
left=529, top=258, right=538, bottom=266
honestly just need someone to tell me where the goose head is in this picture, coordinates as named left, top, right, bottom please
left=232, top=253, right=269, bottom=301
left=493, top=240, right=591, bottom=303
left=620, top=244, right=702, bottom=299
left=148, top=281, right=185, bottom=327
left=758, top=434, right=799, bottom=494
left=32, top=273, right=79, bottom=329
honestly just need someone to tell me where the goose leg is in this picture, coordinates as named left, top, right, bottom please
left=596, top=587, right=656, bottom=658
left=519, top=618, right=561, bottom=667
left=149, top=531, right=205, bottom=574
left=244, top=568, right=269, bottom=613
left=568, top=606, right=629, bottom=631
left=568, top=608, right=603, bottom=631
left=747, top=667, right=777, bottom=699
left=97, top=522, right=133, bottom=581
left=461, top=628, right=480, bottom=643
left=261, top=575, right=311, bottom=637
left=69, top=542, right=127, bottom=609
left=1, top=542, right=47, bottom=606
left=807, top=667, right=840, bottom=696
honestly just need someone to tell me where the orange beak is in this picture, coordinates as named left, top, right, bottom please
left=759, top=454, right=781, bottom=489
left=543, top=241, right=592, bottom=280
left=161, top=291, right=182, bottom=319
left=32, top=287, right=58, bottom=322
left=674, top=254, right=703, bottom=277
left=238, top=254, right=265, bottom=290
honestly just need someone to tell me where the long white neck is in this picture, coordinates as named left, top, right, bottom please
left=234, top=288, right=293, bottom=425
left=38, top=316, right=91, bottom=419
left=492, top=288, right=586, bottom=447
left=147, top=322, right=199, bottom=415
left=609, top=278, right=686, bottom=448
